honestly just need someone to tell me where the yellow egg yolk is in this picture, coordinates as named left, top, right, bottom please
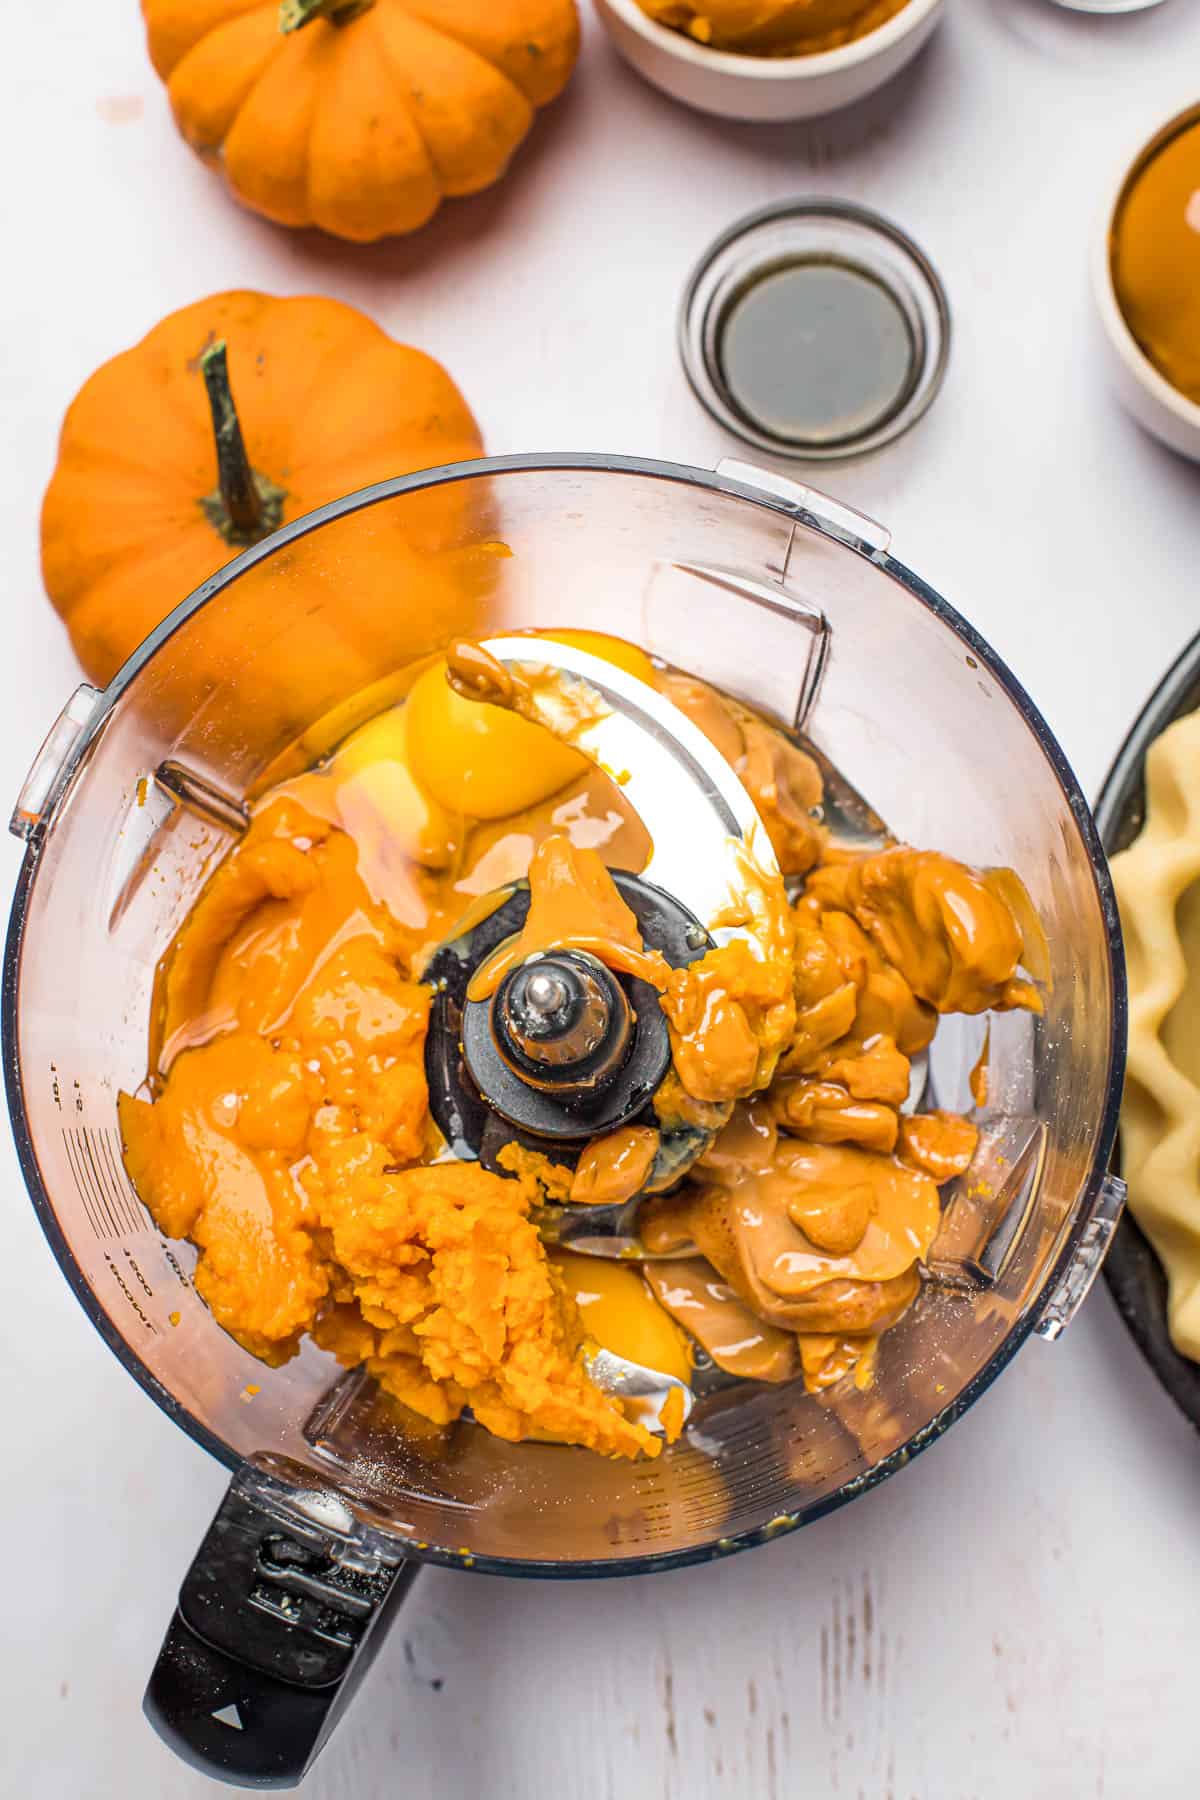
left=404, top=632, right=655, bottom=820
left=319, top=706, right=461, bottom=870
left=536, top=629, right=656, bottom=687
left=551, top=1251, right=694, bottom=1385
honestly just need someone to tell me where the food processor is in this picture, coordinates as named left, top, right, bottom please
left=4, top=453, right=1127, bottom=1788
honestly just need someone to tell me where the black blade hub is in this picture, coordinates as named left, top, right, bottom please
left=422, top=870, right=713, bottom=1173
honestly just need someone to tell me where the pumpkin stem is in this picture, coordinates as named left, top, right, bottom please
left=279, top=0, right=376, bottom=30
left=198, top=341, right=286, bottom=549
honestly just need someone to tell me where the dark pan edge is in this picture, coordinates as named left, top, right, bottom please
left=1095, top=626, right=1200, bottom=1436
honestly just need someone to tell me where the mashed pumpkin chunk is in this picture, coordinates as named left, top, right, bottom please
left=120, top=1037, right=327, bottom=1362
left=316, top=1158, right=657, bottom=1456
left=120, top=800, right=657, bottom=1459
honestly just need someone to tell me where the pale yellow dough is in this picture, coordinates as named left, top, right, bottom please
left=1111, top=708, right=1200, bottom=1360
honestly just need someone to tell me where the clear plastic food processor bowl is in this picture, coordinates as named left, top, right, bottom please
left=4, top=455, right=1126, bottom=1785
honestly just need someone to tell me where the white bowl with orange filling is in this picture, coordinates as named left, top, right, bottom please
left=593, top=0, right=945, bottom=123
left=1092, top=98, right=1200, bottom=462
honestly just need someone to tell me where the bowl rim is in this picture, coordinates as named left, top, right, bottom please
left=596, top=0, right=943, bottom=81
left=5, top=451, right=1126, bottom=1579
left=1092, top=95, right=1200, bottom=434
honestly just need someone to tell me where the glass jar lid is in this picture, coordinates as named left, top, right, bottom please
left=678, top=198, right=951, bottom=462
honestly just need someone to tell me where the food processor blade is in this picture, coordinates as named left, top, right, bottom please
left=473, top=634, right=782, bottom=933
left=584, top=1347, right=694, bottom=1434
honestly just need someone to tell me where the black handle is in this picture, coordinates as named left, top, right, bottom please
left=144, top=1460, right=416, bottom=1789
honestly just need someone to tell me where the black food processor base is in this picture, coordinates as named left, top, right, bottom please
left=144, top=1460, right=416, bottom=1788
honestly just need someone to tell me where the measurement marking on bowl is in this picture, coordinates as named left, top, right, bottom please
left=61, top=1123, right=147, bottom=1240
left=102, top=1253, right=157, bottom=1334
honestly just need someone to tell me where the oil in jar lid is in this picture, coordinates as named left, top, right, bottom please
left=679, top=200, right=951, bottom=462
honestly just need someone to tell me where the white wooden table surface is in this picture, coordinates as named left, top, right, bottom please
left=5, top=2, right=1200, bottom=1795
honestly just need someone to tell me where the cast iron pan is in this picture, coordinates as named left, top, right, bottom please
left=1096, top=629, right=1200, bottom=1434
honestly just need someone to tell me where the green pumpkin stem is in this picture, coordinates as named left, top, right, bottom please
left=198, top=341, right=286, bottom=549
left=279, top=0, right=375, bottom=31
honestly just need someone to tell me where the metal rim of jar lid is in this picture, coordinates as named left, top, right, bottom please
left=678, top=197, right=952, bottom=463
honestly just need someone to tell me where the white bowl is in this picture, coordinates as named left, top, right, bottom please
left=593, top=0, right=944, bottom=123
left=1091, top=99, right=1200, bottom=463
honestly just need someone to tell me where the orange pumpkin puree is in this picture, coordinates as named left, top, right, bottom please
left=121, top=634, right=1040, bottom=1458
left=1111, top=115, right=1200, bottom=406
left=635, top=0, right=910, bottom=58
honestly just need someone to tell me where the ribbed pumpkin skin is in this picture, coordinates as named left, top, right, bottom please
left=141, top=0, right=580, bottom=241
left=41, top=289, right=484, bottom=682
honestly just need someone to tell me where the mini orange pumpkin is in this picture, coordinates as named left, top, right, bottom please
left=41, top=289, right=483, bottom=682
left=141, top=0, right=580, bottom=241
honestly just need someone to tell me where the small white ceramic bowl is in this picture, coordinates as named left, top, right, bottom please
left=593, top=0, right=944, bottom=123
left=1092, top=99, right=1200, bottom=463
